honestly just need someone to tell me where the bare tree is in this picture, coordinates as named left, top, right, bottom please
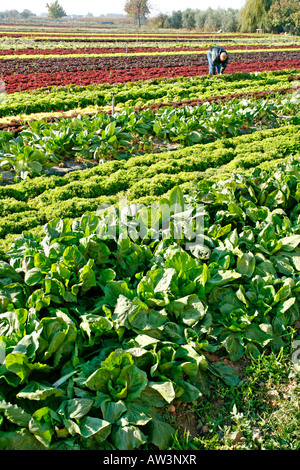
left=124, top=0, right=150, bottom=28
left=157, top=12, right=168, bottom=28
left=46, top=1, right=67, bottom=19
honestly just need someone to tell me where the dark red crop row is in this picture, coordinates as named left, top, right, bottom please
left=1, top=50, right=299, bottom=76
left=2, top=46, right=198, bottom=56
left=3, top=60, right=300, bottom=94
left=1, top=44, right=299, bottom=56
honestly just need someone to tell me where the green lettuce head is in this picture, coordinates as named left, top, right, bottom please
left=84, top=349, right=148, bottom=404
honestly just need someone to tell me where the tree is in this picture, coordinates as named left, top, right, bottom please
left=168, top=10, right=182, bottom=29
left=238, top=0, right=273, bottom=31
left=195, top=10, right=207, bottom=30
left=156, top=13, right=168, bottom=28
left=20, top=9, right=36, bottom=18
left=221, top=9, right=239, bottom=32
left=3, top=10, right=19, bottom=20
left=124, top=0, right=150, bottom=28
left=46, top=1, right=67, bottom=19
left=266, top=0, right=300, bottom=33
left=203, top=8, right=222, bottom=31
left=182, top=9, right=196, bottom=29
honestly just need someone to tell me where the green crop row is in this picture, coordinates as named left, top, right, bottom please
left=0, top=123, right=299, bottom=260
left=1, top=70, right=298, bottom=119
left=2, top=96, right=292, bottom=180
left=1, top=124, right=299, bottom=202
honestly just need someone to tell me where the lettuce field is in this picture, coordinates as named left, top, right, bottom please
left=0, top=23, right=300, bottom=451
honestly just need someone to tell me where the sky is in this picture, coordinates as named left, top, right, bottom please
left=2, top=0, right=246, bottom=17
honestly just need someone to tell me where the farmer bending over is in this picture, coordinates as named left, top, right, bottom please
left=207, top=46, right=229, bottom=76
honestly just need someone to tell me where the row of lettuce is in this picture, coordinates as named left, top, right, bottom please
left=0, top=70, right=298, bottom=118
left=1, top=152, right=300, bottom=449
left=2, top=46, right=300, bottom=59
left=0, top=123, right=299, bottom=256
left=0, top=70, right=299, bottom=183
left=1, top=96, right=296, bottom=179
left=2, top=39, right=299, bottom=52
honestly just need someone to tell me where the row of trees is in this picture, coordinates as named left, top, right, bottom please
left=0, top=10, right=36, bottom=19
left=161, top=8, right=239, bottom=32
left=125, top=0, right=299, bottom=34
left=0, top=2, right=66, bottom=20
left=1, top=1, right=298, bottom=34
left=124, top=1, right=239, bottom=31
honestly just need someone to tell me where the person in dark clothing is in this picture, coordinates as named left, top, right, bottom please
left=207, top=46, right=229, bottom=76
